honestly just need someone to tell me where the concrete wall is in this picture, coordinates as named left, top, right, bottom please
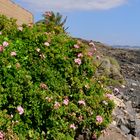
left=0, top=0, right=33, bottom=25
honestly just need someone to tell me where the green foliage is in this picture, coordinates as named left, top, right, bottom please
left=0, top=15, right=18, bottom=39
left=0, top=15, right=114, bottom=139
left=95, top=56, right=125, bottom=85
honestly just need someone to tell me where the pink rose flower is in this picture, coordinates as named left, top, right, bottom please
left=45, top=97, right=52, bottom=102
left=39, top=54, right=46, bottom=59
left=96, top=115, right=103, bottom=124
left=93, top=47, right=97, bottom=51
left=102, top=100, right=108, bottom=105
left=71, top=112, right=76, bottom=116
left=74, top=44, right=80, bottom=49
left=106, top=94, right=113, bottom=99
left=88, top=52, right=93, bottom=57
left=96, top=55, right=100, bottom=60
left=17, top=106, right=24, bottom=115
left=54, top=101, right=61, bottom=109
left=3, top=41, right=9, bottom=47
left=40, top=83, right=48, bottom=90
left=0, top=131, right=4, bottom=139
left=0, top=32, right=2, bottom=35
left=78, top=115, right=83, bottom=121
left=0, top=46, right=4, bottom=52
left=18, top=26, right=23, bottom=31
left=77, top=53, right=83, bottom=58
left=11, top=51, right=17, bottom=56
left=63, top=98, right=69, bottom=105
left=44, top=42, right=50, bottom=46
left=36, top=48, right=40, bottom=52
left=70, top=124, right=76, bottom=130
left=78, top=100, right=86, bottom=106
left=74, top=58, right=81, bottom=65
left=28, top=23, right=33, bottom=27
left=44, top=32, right=49, bottom=35
left=16, top=63, right=21, bottom=69
left=85, top=84, right=90, bottom=89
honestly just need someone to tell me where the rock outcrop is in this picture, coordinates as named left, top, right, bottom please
left=97, top=47, right=140, bottom=140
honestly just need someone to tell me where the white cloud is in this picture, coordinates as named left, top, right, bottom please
left=15, top=0, right=128, bottom=12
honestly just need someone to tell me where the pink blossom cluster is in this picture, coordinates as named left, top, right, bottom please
left=40, top=83, right=48, bottom=90
left=17, top=105, right=24, bottom=115
left=77, top=53, right=83, bottom=58
left=0, top=41, right=9, bottom=53
left=39, top=53, right=46, bottom=59
left=85, top=84, right=90, bottom=89
left=0, top=45, right=4, bottom=53
left=88, top=51, right=93, bottom=57
left=45, top=97, right=52, bottom=102
left=16, top=63, right=21, bottom=69
left=106, top=94, right=113, bottom=99
left=70, top=124, right=76, bottom=130
left=78, top=100, right=86, bottom=106
left=74, top=44, right=80, bottom=49
left=11, top=51, right=17, bottom=56
left=54, top=101, right=61, bottom=109
left=93, top=47, right=97, bottom=51
left=78, top=115, right=83, bottom=121
left=44, top=42, right=50, bottom=46
left=63, top=98, right=69, bottom=105
left=36, top=48, right=40, bottom=52
left=74, top=58, right=81, bottom=65
left=102, top=100, right=108, bottom=105
left=96, top=115, right=103, bottom=124
left=18, top=26, right=23, bottom=31
left=0, top=41, right=17, bottom=57
left=0, top=131, right=4, bottom=140
left=3, top=41, right=9, bottom=47
left=88, top=41, right=97, bottom=58
left=96, top=55, right=100, bottom=60
left=28, top=23, right=33, bottom=27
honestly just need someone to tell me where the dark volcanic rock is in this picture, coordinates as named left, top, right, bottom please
left=96, top=45, right=140, bottom=140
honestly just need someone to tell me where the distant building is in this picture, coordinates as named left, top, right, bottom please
left=0, top=0, right=33, bottom=25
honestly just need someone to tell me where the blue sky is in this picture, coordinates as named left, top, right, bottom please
left=13, top=0, right=140, bottom=46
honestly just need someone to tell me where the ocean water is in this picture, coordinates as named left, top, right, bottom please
left=112, top=45, right=140, bottom=50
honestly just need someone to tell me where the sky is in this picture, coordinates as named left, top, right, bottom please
left=12, top=0, right=140, bottom=46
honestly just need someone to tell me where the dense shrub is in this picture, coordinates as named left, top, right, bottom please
left=0, top=15, right=114, bottom=139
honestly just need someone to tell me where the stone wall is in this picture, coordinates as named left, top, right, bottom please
left=0, top=0, right=33, bottom=25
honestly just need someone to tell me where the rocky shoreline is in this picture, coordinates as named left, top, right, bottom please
left=98, top=47, right=140, bottom=140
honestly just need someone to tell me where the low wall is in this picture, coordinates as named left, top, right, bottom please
left=0, top=0, right=33, bottom=25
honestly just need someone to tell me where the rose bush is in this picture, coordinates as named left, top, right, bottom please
left=0, top=15, right=114, bottom=139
